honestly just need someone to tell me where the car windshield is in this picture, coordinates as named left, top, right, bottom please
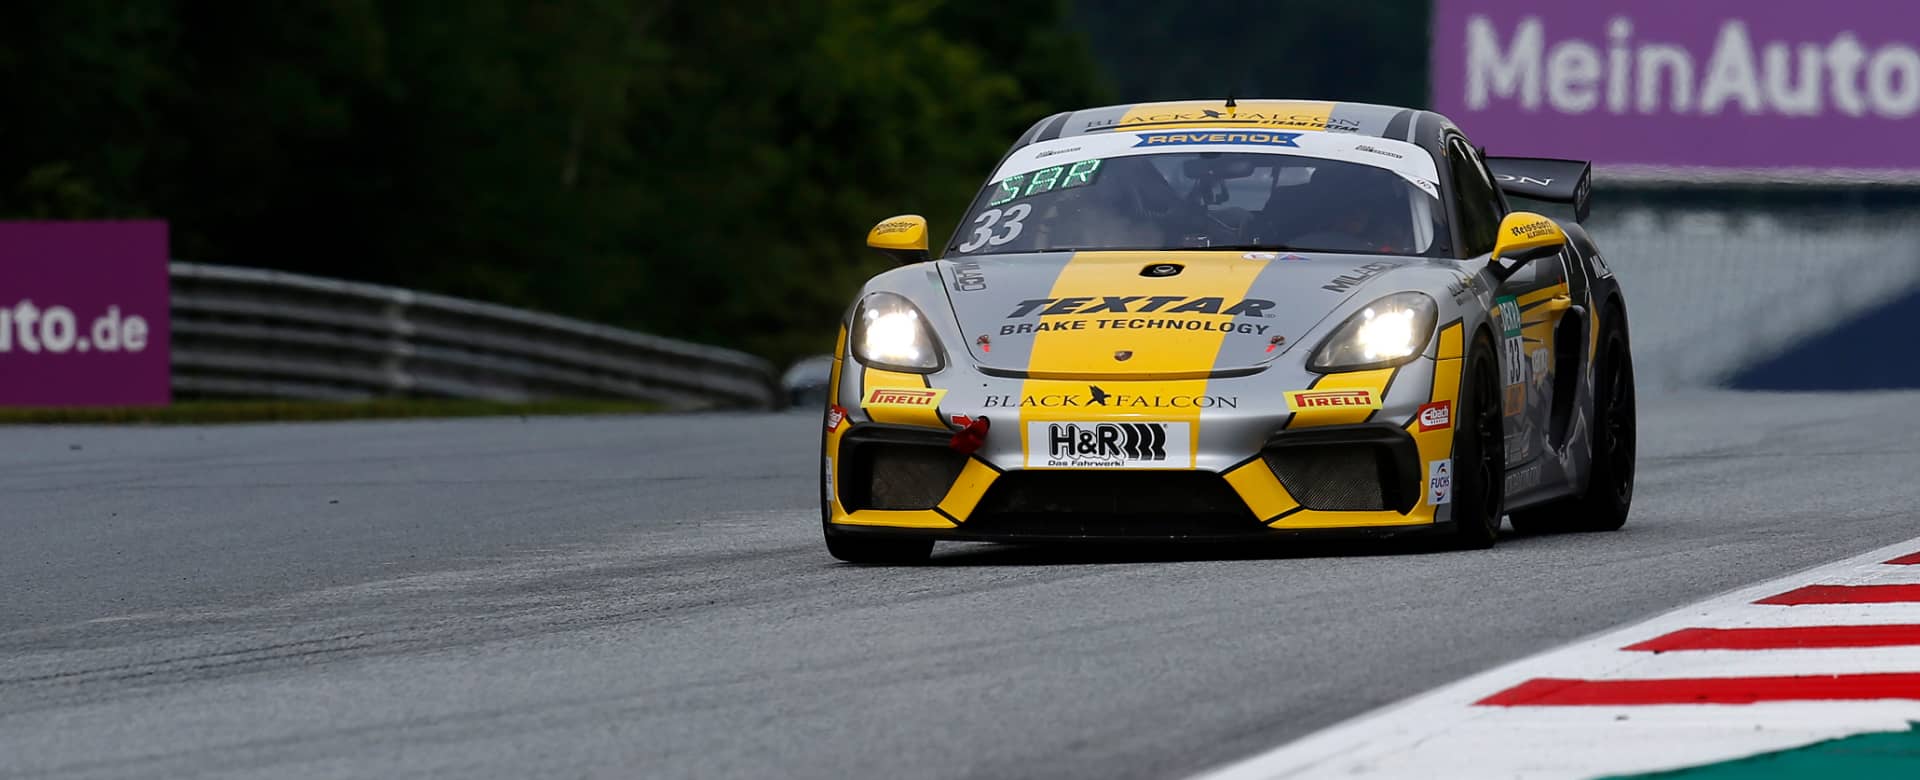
left=949, top=149, right=1445, bottom=257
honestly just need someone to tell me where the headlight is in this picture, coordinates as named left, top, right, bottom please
left=851, top=292, right=942, bottom=372
left=1309, top=291, right=1438, bottom=372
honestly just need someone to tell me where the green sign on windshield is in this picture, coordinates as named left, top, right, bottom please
left=987, top=159, right=1103, bottom=206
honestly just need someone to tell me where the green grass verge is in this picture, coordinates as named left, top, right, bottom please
left=0, top=398, right=660, bottom=425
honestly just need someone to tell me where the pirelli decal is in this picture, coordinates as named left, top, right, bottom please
left=863, top=387, right=945, bottom=409
left=1285, top=388, right=1381, bottom=412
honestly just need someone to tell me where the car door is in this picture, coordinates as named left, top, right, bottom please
left=1446, top=136, right=1567, bottom=476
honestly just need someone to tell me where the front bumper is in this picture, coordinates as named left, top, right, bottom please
left=824, top=344, right=1468, bottom=540
left=827, top=419, right=1446, bottom=541
left=821, top=318, right=1470, bottom=540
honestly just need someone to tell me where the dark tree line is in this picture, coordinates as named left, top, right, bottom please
left=2, top=1, right=1428, bottom=367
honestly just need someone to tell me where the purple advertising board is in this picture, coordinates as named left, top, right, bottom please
left=0, top=221, right=171, bottom=406
left=1432, top=1, right=1920, bottom=176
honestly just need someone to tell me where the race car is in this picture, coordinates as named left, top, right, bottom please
left=820, top=98, right=1634, bottom=563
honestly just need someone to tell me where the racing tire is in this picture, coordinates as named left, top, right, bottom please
left=1510, top=312, right=1635, bottom=534
left=1447, top=333, right=1507, bottom=549
left=825, top=533, right=934, bottom=565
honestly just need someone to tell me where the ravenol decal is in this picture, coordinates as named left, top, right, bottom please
left=1285, top=389, right=1381, bottom=412
left=1133, top=130, right=1302, bottom=148
left=863, top=387, right=946, bottom=409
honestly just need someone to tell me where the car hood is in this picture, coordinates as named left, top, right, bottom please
left=935, top=250, right=1416, bottom=379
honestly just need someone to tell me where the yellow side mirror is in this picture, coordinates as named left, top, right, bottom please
left=867, top=214, right=931, bottom=264
left=1491, top=211, right=1568, bottom=264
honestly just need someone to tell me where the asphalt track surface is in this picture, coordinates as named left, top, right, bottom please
left=5, top=390, right=1920, bottom=779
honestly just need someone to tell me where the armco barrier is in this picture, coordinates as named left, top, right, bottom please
left=168, top=262, right=778, bottom=409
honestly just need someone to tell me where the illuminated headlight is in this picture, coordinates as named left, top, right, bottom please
left=851, top=292, right=942, bottom=372
left=1309, top=292, right=1438, bottom=372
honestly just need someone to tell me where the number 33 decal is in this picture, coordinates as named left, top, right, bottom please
left=956, top=204, right=1030, bottom=253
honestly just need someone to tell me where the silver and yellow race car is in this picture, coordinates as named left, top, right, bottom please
left=820, top=99, right=1635, bottom=563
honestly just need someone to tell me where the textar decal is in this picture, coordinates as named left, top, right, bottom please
left=1285, top=389, right=1380, bottom=411
left=1006, top=296, right=1276, bottom=318
left=863, top=387, right=946, bottom=409
left=1025, top=421, right=1194, bottom=469
left=1322, top=262, right=1395, bottom=293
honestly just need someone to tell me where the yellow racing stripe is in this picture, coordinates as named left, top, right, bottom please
left=1018, top=251, right=1269, bottom=468
left=1436, top=318, right=1465, bottom=360
left=937, top=459, right=999, bottom=520
left=1225, top=459, right=1299, bottom=522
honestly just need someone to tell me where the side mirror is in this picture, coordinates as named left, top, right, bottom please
left=1489, top=211, right=1567, bottom=279
left=867, top=214, right=931, bottom=264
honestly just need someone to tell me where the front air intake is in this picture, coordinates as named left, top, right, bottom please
left=1260, top=424, right=1421, bottom=513
left=838, top=426, right=968, bottom=511
left=965, top=471, right=1262, bottom=537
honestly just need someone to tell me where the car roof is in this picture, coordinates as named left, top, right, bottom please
left=1009, top=98, right=1455, bottom=154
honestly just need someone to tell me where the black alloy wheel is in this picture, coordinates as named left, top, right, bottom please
left=1448, top=333, right=1507, bottom=549
left=1510, top=313, right=1635, bottom=533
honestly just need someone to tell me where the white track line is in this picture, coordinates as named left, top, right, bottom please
left=1195, top=534, right=1920, bottom=780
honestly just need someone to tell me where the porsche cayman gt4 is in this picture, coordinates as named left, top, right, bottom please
left=821, top=99, right=1634, bottom=563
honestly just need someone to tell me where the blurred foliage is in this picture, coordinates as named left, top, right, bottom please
left=0, top=1, right=1431, bottom=368
left=0, top=0, right=1104, bottom=365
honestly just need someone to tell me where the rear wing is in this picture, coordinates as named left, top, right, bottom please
left=1486, top=157, right=1591, bottom=222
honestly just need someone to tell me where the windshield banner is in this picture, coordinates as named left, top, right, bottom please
left=0, top=221, right=171, bottom=407
left=1432, top=0, right=1920, bottom=176
left=995, top=131, right=1441, bottom=193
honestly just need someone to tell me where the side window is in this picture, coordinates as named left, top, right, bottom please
left=1447, top=138, right=1502, bottom=257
